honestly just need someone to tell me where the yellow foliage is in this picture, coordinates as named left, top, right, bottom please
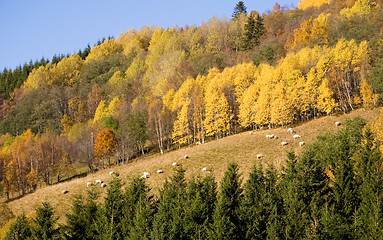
left=340, top=0, right=379, bottom=19
left=24, top=64, right=52, bottom=91
left=372, top=109, right=383, bottom=153
left=298, top=0, right=331, bottom=9
left=172, top=104, right=191, bottom=145
left=317, top=78, right=338, bottom=113
left=50, top=54, right=83, bottom=86
left=360, top=79, right=378, bottom=109
left=93, top=100, right=108, bottom=123
left=85, top=38, right=123, bottom=63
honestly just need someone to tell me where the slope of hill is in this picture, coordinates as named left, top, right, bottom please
left=4, top=108, right=380, bottom=223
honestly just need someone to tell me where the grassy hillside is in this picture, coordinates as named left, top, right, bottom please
left=3, top=108, right=381, bottom=223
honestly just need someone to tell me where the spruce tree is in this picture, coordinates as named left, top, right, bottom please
left=240, top=162, right=267, bottom=239
left=210, top=163, right=243, bottom=240
left=124, top=177, right=153, bottom=240
left=96, top=172, right=124, bottom=240
left=232, top=1, right=247, bottom=19
left=242, top=12, right=264, bottom=50
left=63, top=186, right=100, bottom=240
left=5, top=214, right=32, bottom=240
left=32, top=202, right=58, bottom=240
left=151, top=166, right=188, bottom=240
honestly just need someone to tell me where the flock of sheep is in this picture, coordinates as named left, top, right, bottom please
left=255, top=121, right=341, bottom=160
left=62, top=122, right=342, bottom=194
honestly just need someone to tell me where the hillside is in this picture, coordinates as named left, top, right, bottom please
left=4, top=108, right=380, bottom=223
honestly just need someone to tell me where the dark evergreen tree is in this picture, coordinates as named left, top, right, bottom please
left=96, top=172, right=124, bottom=240
left=185, top=174, right=217, bottom=239
left=32, top=202, right=58, bottom=240
left=123, top=177, right=153, bottom=240
left=242, top=12, right=265, bottom=50
left=151, top=166, right=188, bottom=240
left=63, top=186, right=100, bottom=240
left=232, top=1, right=247, bottom=19
left=240, top=162, right=267, bottom=239
left=210, top=163, right=243, bottom=240
left=5, top=214, right=32, bottom=240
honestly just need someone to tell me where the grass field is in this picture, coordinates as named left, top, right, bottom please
left=2, top=108, right=381, bottom=224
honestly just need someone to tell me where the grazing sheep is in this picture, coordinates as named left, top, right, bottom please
left=335, top=121, right=341, bottom=127
left=101, top=183, right=107, bottom=188
left=299, top=141, right=305, bottom=146
left=257, top=154, right=264, bottom=159
left=87, top=182, right=93, bottom=187
left=196, top=141, right=201, bottom=145
left=287, top=128, right=295, bottom=134
left=184, top=155, right=189, bottom=159
left=172, top=162, right=178, bottom=166
left=281, top=141, right=288, bottom=146
left=293, top=134, right=301, bottom=139
left=141, top=175, right=147, bottom=179
left=109, top=171, right=114, bottom=175
left=274, top=135, right=279, bottom=139
left=266, top=134, right=274, bottom=139
left=157, top=170, right=163, bottom=174
left=62, top=190, right=68, bottom=194
left=249, top=131, right=253, bottom=135
left=143, top=172, right=150, bottom=178
left=95, top=180, right=103, bottom=184
left=202, top=167, right=208, bottom=172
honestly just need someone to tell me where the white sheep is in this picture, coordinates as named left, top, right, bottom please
left=256, top=154, right=264, bottom=159
left=157, top=169, right=163, bottom=174
left=202, top=167, right=208, bottom=172
left=95, top=180, right=103, bottom=184
left=249, top=131, right=253, bottom=135
left=184, top=155, right=189, bottom=159
left=172, top=162, right=178, bottom=166
left=335, top=121, right=341, bottom=127
left=299, top=141, right=305, bottom=146
left=281, top=141, right=288, bottom=146
left=101, top=183, right=107, bottom=188
left=87, top=182, right=93, bottom=187
left=62, top=190, right=68, bottom=194
left=274, top=135, right=279, bottom=139
left=109, top=171, right=114, bottom=175
left=266, top=134, right=274, bottom=139
left=293, top=134, right=301, bottom=139
left=287, top=128, right=295, bottom=134
left=143, top=172, right=150, bottom=178
left=196, top=141, right=201, bottom=145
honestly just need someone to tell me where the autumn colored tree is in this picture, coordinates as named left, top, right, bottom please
left=94, top=128, right=117, bottom=168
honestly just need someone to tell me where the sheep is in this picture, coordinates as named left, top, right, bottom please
left=196, top=141, right=201, bottom=145
left=143, top=172, right=150, bottom=178
left=184, top=155, right=189, bottom=159
left=62, top=190, right=68, bottom=194
left=281, top=141, right=288, bottom=146
left=335, top=121, right=341, bottom=127
left=249, top=131, right=253, bottom=135
left=172, top=162, right=178, bottom=166
left=257, top=154, right=264, bottom=159
left=95, top=180, right=103, bottom=184
left=274, top=135, right=279, bottom=139
left=109, top=171, right=114, bottom=175
left=87, top=182, right=93, bottom=187
left=157, top=169, right=163, bottom=174
left=140, top=175, right=147, bottom=179
left=287, top=128, right=295, bottom=134
left=101, top=183, right=107, bottom=188
left=299, top=141, right=305, bottom=146
left=293, top=134, right=301, bottom=139
left=266, top=134, right=274, bottom=139
left=202, top=167, right=208, bottom=172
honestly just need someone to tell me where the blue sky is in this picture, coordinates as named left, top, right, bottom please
left=0, top=0, right=299, bottom=70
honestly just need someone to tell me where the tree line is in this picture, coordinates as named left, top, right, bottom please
left=4, top=117, right=383, bottom=239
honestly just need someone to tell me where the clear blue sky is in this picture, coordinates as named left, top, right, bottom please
left=0, top=0, right=299, bottom=70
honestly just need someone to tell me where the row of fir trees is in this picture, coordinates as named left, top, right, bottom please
left=1, top=0, right=383, bottom=198
left=4, top=117, right=383, bottom=239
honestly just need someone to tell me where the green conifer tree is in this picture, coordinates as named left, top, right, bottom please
left=32, top=202, right=58, bottom=240
left=210, top=163, right=243, bottom=240
left=232, top=1, right=247, bottom=19
left=5, top=214, right=32, bottom=240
